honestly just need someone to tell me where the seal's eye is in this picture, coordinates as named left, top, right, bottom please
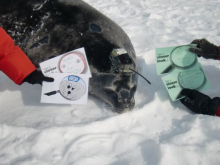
left=104, top=88, right=115, bottom=94
left=104, top=88, right=117, bottom=97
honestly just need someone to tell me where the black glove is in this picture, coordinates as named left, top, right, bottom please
left=180, top=89, right=220, bottom=116
left=190, top=38, right=219, bottom=59
left=23, top=70, right=54, bottom=85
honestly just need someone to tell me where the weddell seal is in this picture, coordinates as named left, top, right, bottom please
left=0, top=0, right=138, bottom=113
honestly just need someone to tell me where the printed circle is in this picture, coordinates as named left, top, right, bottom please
left=178, top=70, right=205, bottom=89
left=59, top=75, right=86, bottom=100
left=59, top=53, right=86, bottom=74
left=171, top=46, right=196, bottom=67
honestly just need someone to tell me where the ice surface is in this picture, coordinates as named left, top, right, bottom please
left=1, top=0, right=220, bottom=164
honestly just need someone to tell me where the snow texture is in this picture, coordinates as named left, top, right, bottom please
left=1, top=0, right=220, bottom=164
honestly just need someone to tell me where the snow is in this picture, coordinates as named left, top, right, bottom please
left=1, top=0, right=220, bottom=164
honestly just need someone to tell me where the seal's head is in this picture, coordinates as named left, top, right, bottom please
left=90, top=72, right=137, bottom=113
left=87, top=47, right=138, bottom=113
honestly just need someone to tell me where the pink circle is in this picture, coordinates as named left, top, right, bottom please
left=59, top=52, right=86, bottom=73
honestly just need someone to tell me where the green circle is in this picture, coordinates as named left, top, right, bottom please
left=178, top=70, right=205, bottom=89
left=171, top=46, right=196, bottom=67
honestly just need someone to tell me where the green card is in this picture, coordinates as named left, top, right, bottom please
left=156, top=44, right=200, bottom=75
left=161, top=66, right=210, bottom=101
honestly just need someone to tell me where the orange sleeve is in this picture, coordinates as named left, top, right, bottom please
left=0, top=27, right=36, bottom=84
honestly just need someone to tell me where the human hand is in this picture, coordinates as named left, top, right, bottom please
left=190, top=38, right=219, bottom=59
left=180, top=89, right=220, bottom=116
left=23, top=70, right=54, bottom=85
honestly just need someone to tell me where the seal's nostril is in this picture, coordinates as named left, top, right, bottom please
left=127, top=97, right=131, bottom=103
left=118, top=97, right=124, bottom=103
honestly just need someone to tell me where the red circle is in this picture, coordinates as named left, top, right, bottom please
left=59, top=52, right=86, bottom=73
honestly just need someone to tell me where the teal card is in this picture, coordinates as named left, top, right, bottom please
left=161, top=66, right=210, bottom=101
left=156, top=44, right=200, bottom=75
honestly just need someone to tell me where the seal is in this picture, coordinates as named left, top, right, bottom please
left=0, top=0, right=138, bottom=113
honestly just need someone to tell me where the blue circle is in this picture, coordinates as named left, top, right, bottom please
left=68, top=75, right=79, bottom=82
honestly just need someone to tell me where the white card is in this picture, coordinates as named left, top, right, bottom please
left=41, top=73, right=89, bottom=105
left=39, top=47, right=92, bottom=77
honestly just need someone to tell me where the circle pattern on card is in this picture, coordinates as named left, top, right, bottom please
left=171, top=46, right=196, bottom=67
left=178, top=70, right=205, bottom=89
left=59, top=75, right=86, bottom=100
left=59, top=53, right=86, bottom=74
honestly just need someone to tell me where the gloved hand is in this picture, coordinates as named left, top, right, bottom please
left=23, top=70, right=54, bottom=85
left=190, top=38, right=219, bottom=59
left=180, top=89, right=220, bottom=116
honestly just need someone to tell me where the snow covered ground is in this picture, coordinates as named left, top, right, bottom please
left=1, top=0, right=220, bottom=164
